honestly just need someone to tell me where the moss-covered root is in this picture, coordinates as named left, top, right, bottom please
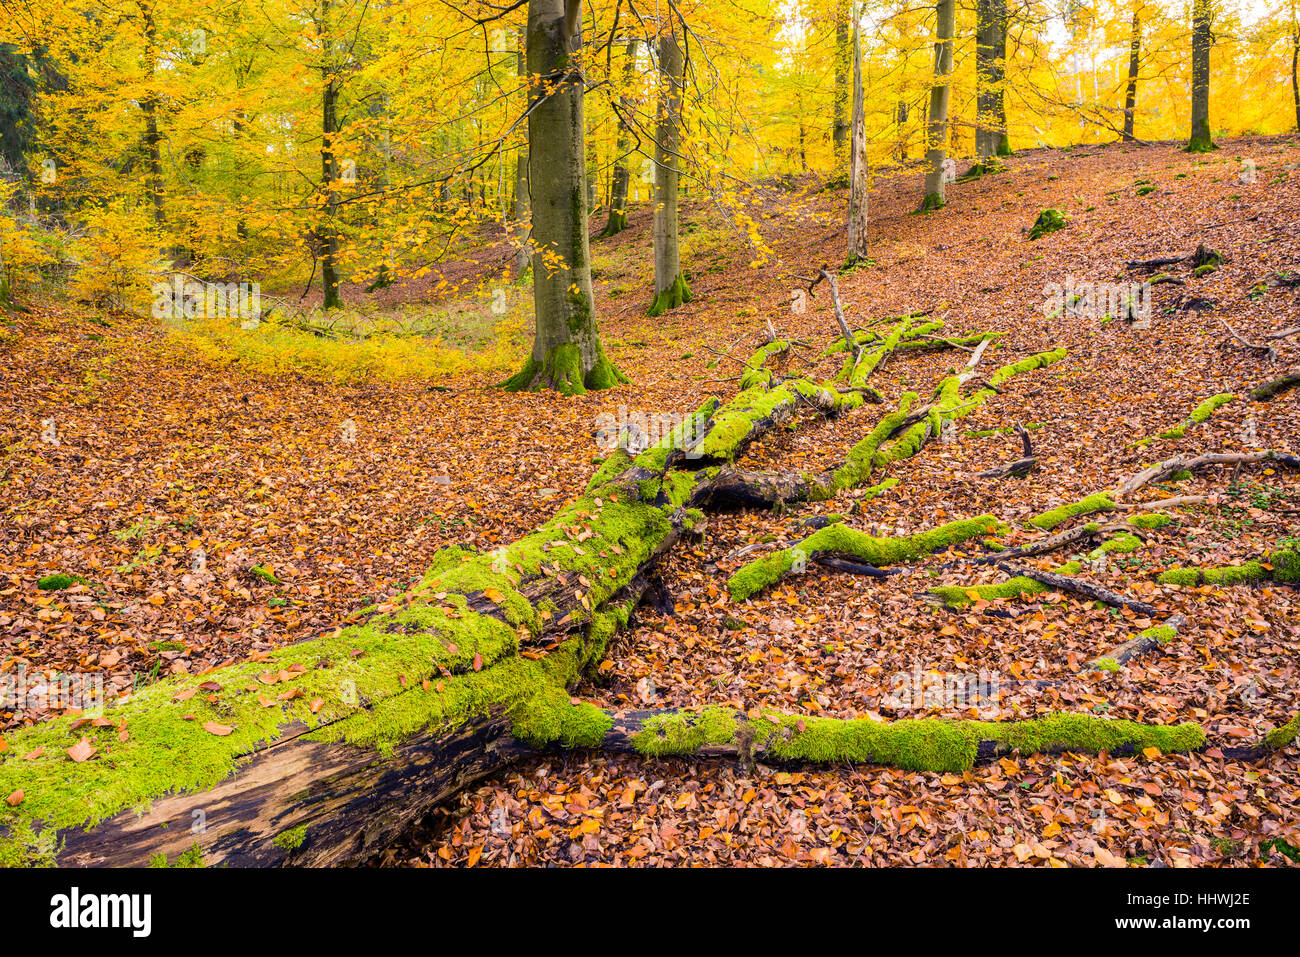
left=647, top=274, right=692, bottom=317
left=929, top=560, right=1083, bottom=610
left=1158, top=549, right=1299, bottom=586
left=1133, top=393, right=1235, bottom=446
left=728, top=515, right=1005, bottom=601
left=501, top=342, right=629, bottom=396
left=563, top=706, right=1207, bottom=773
left=1026, top=493, right=1116, bottom=531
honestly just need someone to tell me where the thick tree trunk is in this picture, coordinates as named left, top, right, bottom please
left=921, top=0, right=956, bottom=209
left=1187, top=0, right=1216, bottom=152
left=503, top=0, right=626, bottom=395
left=600, top=39, right=637, bottom=238
left=1123, top=10, right=1141, bottom=141
left=846, top=17, right=869, bottom=265
left=649, top=28, right=690, bottom=316
left=319, top=0, right=343, bottom=309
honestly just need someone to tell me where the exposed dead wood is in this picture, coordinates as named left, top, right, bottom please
left=1112, top=450, right=1281, bottom=499
left=1085, top=615, right=1187, bottom=671
left=973, top=424, right=1036, bottom=479
left=995, top=561, right=1159, bottom=617
left=1250, top=364, right=1300, bottom=401
left=1217, top=316, right=1277, bottom=360
left=972, top=520, right=1135, bottom=565
left=975, top=457, right=1036, bottom=479
left=813, top=555, right=898, bottom=578
left=1116, top=494, right=1207, bottom=510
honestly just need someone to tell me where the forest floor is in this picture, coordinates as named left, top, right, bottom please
left=2, top=136, right=1299, bottom=866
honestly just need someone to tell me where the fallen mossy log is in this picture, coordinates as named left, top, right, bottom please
left=0, top=315, right=1062, bottom=866
left=1250, top=364, right=1300, bottom=401
left=1158, top=548, right=1300, bottom=586
left=588, top=705, right=1295, bottom=770
left=1131, top=393, right=1234, bottom=447
left=727, top=515, right=1006, bottom=601
left=1088, top=617, right=1185, bottom=673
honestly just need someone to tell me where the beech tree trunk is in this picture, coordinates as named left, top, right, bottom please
left=141, top=2, right=166, bottom=230
left=1123, top=10, right=1141, bottom=141
left=1187, top=0, right=1216, bottom=152
left=600, top=39, right=637, bottom=237
left=921, top=0, right=955, bottom=209
left=649, top=27, right=690, bottom=317
left=512, top=29, right=531, bottom=280
left=1292, top=13, right=1299, bottom=132
left=975, top=0, right=996, bottom=158
left=846, top=16, right=869, bottom=265
left=502, top=0, right=626, bottom=395
left=832, top=2, right=849, bottom=172
left=318, top=0, right=343, bottom=309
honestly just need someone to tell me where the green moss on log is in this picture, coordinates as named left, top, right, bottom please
left=1027, top=494, right=1116, bottom=530
left=728, top=515, right=1004, bottom=601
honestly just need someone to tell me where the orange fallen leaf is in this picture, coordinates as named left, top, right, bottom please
left=5, top=789, right=23, bottom=807
left=203, top=722, right=233, bottom=736
left=66, top=738, right=96, bottom=762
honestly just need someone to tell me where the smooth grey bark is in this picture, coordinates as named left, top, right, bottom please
left=1187, top=0, right=1216, bottom=151
left=921, top=0, right=955, bottom=209
left=503, top=0, right=625, bottom=394
left=975, top=0, right=1008, bottom=157
left=1123, top=9, right=1141, bottom=141
left=649, top=28, right=689, bottom=316
left=846, top=15, right=868, bottom=264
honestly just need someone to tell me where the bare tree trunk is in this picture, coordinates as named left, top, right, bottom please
left=512, top=28, right=530, bottom=279
left=600, top=39, right=636, bottom=237
left=921, top=0, right=955, bottom=210
left=318, top=0, right=343, bottom=309
left=649, top=27, right=689, bottom=316
left=503, top=0, right=626, bottom=394
left=1123, top=9, right=1141, bottom=141
left=975, top=0, right=996, bottom=158
left=832, top=2, right=849, bottom=174
left=991, top=0, right=1009, bottom=156
left=1187, top=0, right=1216, bottom=152
left=1292, top=6, right=1299, bottom=132
left=140, top=1, right=165, bottom=230
left=846, top=14, right=868, bottom=265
